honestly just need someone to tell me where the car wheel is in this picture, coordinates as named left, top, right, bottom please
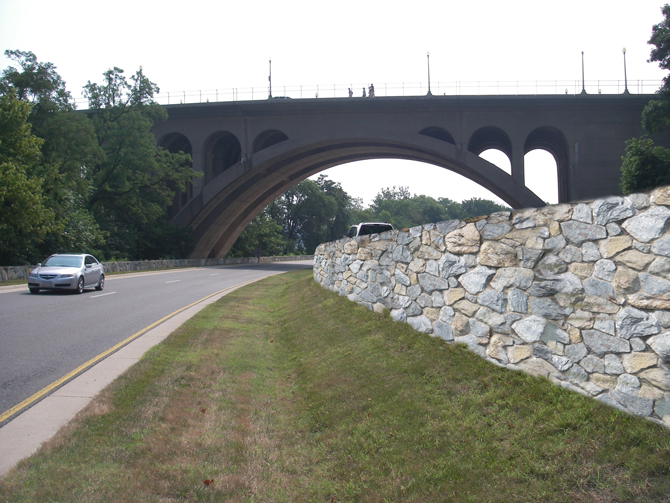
left=76, top=277, right=85, bottom=294
left=95, top=275, right=104, bottom=291
left=29, top=288, right=40, bottom=294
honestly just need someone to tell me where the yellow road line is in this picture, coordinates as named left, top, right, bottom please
left=0, top=280, right=254, bottom=424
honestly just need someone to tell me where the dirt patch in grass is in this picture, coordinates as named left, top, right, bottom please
left=1, top=270, right=670, bottom=502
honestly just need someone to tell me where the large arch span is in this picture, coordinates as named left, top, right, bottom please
left=151, top=95, right=667, bottom=258
left=179, top=137, right=544, bottom=258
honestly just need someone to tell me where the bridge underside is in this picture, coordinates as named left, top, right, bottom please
left=177, top=137, right=545, bottom=259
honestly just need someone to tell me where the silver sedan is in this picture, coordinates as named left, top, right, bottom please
left=27, top=254, right=105, bottom=294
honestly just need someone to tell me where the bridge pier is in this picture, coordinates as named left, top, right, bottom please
left=510, top=134, right=526, bottom=189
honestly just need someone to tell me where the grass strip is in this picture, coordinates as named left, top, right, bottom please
left=1, top=270, right=669, bottom=502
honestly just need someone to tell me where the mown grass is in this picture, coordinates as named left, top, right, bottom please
left=1, top=270, right=670, bottom=502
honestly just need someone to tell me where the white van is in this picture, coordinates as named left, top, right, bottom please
left=346, top=222, right=394, bottom=238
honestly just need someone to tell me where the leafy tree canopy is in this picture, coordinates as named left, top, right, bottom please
left=620, top=137, right=670, bottom=194
left=1, top=50, right=105, bottom=259
left=82, top=67, right=200, bottom=260
left=620, top=5, right=670, bottom=193
left=644, top=4, right=670, bottom=134
left=368, top=186, right=508, bottom=230
left=0, top=50, right=72, bottom=111
left=227, top=211, right=287, bottom=258
left=0, top=52, right=201, bottom=263
left=0, top=93, right=56, bottom=264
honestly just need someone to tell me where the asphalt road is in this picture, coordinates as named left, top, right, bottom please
left=0, top=261, right=312, bottom=419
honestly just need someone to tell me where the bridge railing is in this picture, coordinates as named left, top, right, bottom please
left=71, top=79, right=663, bottom=107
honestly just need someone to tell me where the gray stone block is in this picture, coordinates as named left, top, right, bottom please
left=583, top=330, right=631, bottom=356
left=565, top=343, right=588, bottom=362
left=508, top=288, right=528, bottom=313
left=433, top=320, right=454, bottom=341
left=478, top=289, right=507, bottom=314
left=622, top=206, right=670, bottom=243
left=459, top=266, right=496, bottom=294
left=616, top=307, right=661, bottom=340
left=610, top=389, right=654, bottom=416
left=591, top=196, right=635, bottom=225
left=561, top=220, right=607, bottom=246
left=528, top=296, right=573, bottom=320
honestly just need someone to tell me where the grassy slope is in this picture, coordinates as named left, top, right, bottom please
left=1, top=270, right=669, bottom=502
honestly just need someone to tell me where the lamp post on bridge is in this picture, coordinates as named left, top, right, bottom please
left=268, top=58, right=272, bottom=99
left=581, top=51, right=587, bottom=94
left=623, top=48, right=630, bottom=94
left=427, top=52, right=432, bottom=96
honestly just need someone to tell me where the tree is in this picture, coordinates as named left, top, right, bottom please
left=313, top=174, right=359, bottom=242
left=1, top=53, right=201, bottom=263
left=227, top=210, right=287, bottom=258
left=268, top=179, right=337, bottom=254
left=83, top=67, right=199, bottom=259
left=367, top=187, right=509, bottom=230
left=0, top=93, right=55, bottom=264
left=620, top=137, right=670, bottom=194
left=0, top=50, right=71, bottom=110
left=369, top=187, right=451, bottom=229
left=460, top=197, right=509, bottom=219
left=1, top=50, right=104, bottom=258
left=620, top=5, right=670, bottom=193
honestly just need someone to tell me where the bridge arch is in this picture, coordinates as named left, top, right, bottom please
left=177, top=135, right=546, bottom=258
left=204, top=131, right=241, bottom=183
left=419, top=126, right=455, bottom=145
left=150, top=95, right=663, bottom=258
left=159, top=132, right=192, bottom=155
left=468, top=126, right=513, bottom=159
left=253, top=129, right=289, bottom=153
left=524, top=126, right=570, bottom=203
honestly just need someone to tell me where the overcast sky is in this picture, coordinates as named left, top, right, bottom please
left=1, top=0, right=668, bottom=207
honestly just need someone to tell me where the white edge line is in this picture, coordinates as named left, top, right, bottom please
left=90, top=292, right=116, bottom=299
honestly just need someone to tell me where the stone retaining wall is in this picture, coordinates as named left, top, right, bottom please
left=314, top=187, right=670, bottom=426
left=1, top=255, right=313, bottom=283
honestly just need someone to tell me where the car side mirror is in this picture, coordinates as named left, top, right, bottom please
left=85, top=264, right=92, bottom=269
left=36, top=263, right=41, bottom=267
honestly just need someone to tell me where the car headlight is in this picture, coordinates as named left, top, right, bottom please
left=28, top=272, right=38, bottom=279
left=59, top=274, right=75, bottom=279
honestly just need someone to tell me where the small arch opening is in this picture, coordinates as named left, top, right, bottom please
left=525, top=126, right=569, bottom=203
left=419, top=126, right=455, bottom=145
left=205, top=131, right=242, bottom=182
left=253, top=129, right=289, bottom=153
left=468, top=126, right=512, bottom=158
left=524, top=149, right=559, bottom=204
left=479, top=149, right=511, bottom=175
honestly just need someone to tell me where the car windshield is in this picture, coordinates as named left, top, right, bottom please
left=43, top=256, right=83, bottom=268
left=359, top=224, right=393, bottom=236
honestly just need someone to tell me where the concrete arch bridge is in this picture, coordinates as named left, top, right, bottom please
left=151, top=95, right=664, bottom=259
